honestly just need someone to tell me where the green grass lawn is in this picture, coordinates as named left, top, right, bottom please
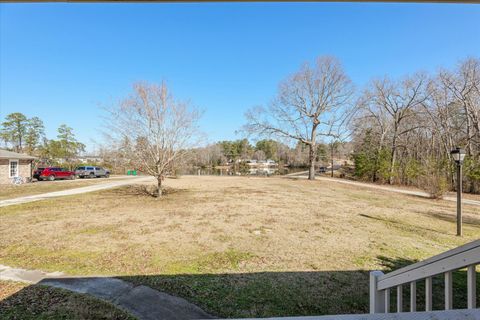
left=0, top=176, right=479, bottom=317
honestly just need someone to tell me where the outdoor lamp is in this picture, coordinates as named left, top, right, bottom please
left=450, top=148, right=466, bottom=163
left=450, top=147, right=466, bottom=236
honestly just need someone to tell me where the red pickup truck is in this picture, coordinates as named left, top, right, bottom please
left=33, top=167, right=76, bottom=181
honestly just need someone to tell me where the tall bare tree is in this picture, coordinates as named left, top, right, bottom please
left=105, top=82, right=202, bottom=197
left=244, top=56, right=354, bottom=180
left=362, top=74, right=429, bottom=184
left=352, top=89, right=392, bottom=182
left=439, top=58, right=480, bottom=157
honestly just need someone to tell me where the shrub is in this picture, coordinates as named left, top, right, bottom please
left=418, top=159, right=448, bottom=199
left=419, top=174, right=448, bottom=199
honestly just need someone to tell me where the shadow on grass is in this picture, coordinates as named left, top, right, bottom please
left=358, top=214, right=448, bottom=235
left=413, top=210, right=480, bottom=226
left=1, top=258, right=478, bottom=319
left=0, top=284, right=135, bottom=320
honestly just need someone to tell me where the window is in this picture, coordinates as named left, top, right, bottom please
left=87, top=167, right=94, bottom=170
left=9, top=160, right=19, bottom=178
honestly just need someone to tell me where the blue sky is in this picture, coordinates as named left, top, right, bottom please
left=1, top=2, right=479, bottom=152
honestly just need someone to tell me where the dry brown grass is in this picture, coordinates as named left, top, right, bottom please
left=1, top=175, right=478, bottom=273
left=0, top=280, right=26, bottom=300
left=0, top=176, right=479, bottom=317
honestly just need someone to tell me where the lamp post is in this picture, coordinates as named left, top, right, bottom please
left=450, top=147, right=466, bottom=236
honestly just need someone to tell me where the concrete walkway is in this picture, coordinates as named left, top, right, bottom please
left=0, top=264, right=213, bottom=320
left=0, top=176, right=153, bottom=208
left=286, top=172, right=480, bottom=207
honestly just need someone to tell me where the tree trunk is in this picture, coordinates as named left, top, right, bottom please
left=156, top=176, right=163, bottom=198
left=373, top=149, right=379, bottom=182
left=331, top=156, right=334, bottom=178
left=389, top=135, right=397, bottom=185
left=389, top=148, right=396, bottom=185
left=308, top=144, right=315, bottom=180
left=330, top=144, right=334, bottom=178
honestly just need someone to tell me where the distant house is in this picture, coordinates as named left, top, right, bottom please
left=75, top=155, right=103, bottom=164
left=243, top=159, right=277, bottom=167
left=0, top=149, right=36, bottom=184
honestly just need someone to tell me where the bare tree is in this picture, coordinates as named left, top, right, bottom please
left=352, top=89, right=392, bottom=182
left=105, top=82, right=202, bottom=197
left=439, top=58, right=480, bottom=157
left=438, top=58, right=480, bottom=192
left=244, top=56, right=354, bottom=180
left=364, top=74, right=429, bottom=184
left=351, top=57, right=480, bottom=194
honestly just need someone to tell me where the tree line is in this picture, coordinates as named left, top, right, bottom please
left=239, top=55, right=479, bottom=195
left=351, top=58, right=480, bottom=195
left=3, top=56, right=478, bottom=197
left=0, top=112, right=85, bottom=167
left=185, top=139, right=350, bottom=170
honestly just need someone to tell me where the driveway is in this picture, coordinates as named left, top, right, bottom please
left=0, top=176, right=153, bottom=208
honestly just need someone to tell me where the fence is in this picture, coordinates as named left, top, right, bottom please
left=370, top=239, right=480, bottom=313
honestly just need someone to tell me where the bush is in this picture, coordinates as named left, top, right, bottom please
left=418, top=159, right=448, bottom=199
left=419, top=174, right=448, bottom=199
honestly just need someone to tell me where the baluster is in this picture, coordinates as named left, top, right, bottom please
left=385, top=288, right=391, bottom=313
left=444, top=271, right=453, bottom=310
left=397, top=285, right=403, bottom=312
left=467, top=265, right=477, bottom=309
left=410, top=281, right=416, bottom=312
left=425, top=277, right=432, bottom=311
left=369, top=271, right=385, bottom=313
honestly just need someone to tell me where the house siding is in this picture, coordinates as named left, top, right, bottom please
left=0, top=159, right=32, bottom=184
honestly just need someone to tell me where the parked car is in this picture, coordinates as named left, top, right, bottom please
left=34, top=167, right=76, bottom=181
left=75, top=166, right=110, bottom=178
left=318, top=166, right=327, bottom=173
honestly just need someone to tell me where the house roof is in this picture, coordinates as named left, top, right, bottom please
left=0, top=149, right=37, bottom=160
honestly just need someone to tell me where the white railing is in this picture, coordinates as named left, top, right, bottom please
left=370, top=239, right=480, bottom=313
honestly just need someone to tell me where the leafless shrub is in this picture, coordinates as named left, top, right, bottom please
left=418, top=161, right=448, bottom=199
